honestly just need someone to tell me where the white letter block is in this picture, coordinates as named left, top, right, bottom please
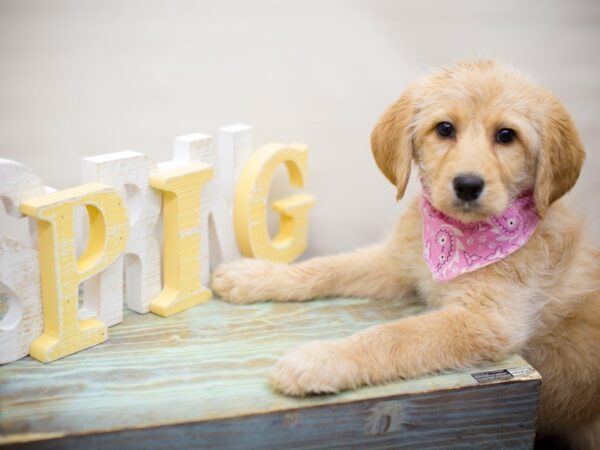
left=0, top=236, right=42, bottom=364
left=82, top=151, right=162, bottom=321
left=0, top=159, right=45, bottom=364
left=169, top=124, right=254, bottom=286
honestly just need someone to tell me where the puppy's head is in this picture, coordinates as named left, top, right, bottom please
left=371, top=60, right=585, bottom=221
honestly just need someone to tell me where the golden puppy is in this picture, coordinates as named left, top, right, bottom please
left=212, top=60, right=600, bottom=448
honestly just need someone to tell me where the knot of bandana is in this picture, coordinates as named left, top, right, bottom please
left=420, top=193, right=539, bottom=282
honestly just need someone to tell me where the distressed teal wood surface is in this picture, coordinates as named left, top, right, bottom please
left=0, top=297, right=540, bottom=447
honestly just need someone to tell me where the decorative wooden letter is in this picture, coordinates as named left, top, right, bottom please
left=0, top=159, right=45, bottom=364
left=234, top=143, right=315, bottom=262
left=149, top=163, right=214, bottom=317
left=82, top=151, right=161, bottom=320
left=0, top=237, right=41, bottom=364
left=172, top=134, right=234, bottom=287
left=20, top=183, right=128, bottom=362
left=172, top=124, right=254, bottom=287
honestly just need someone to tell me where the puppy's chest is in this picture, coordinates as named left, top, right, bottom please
left=414, top=275, right=455, bottom=309
left=410, top=253, right=500, bottom=309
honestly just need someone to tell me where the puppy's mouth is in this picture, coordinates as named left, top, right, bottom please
left=453, top=199, right=481, bottom=212
left=449, top=202, right=490, bottom=223
left=444, top=197, right=498, bottom=223
left=427, top=195, right=491, bottom=223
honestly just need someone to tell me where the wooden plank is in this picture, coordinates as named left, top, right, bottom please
left=0, top=297, right=540, bottom=448
left=3, top=381, right=540, bottom=450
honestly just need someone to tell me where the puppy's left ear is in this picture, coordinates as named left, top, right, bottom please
left=371, top=87, right=416, bottom=200
left=534, top=97, right=585, bottom=216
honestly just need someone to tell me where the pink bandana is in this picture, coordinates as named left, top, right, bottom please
left=421, top=193, right=539, bottom=282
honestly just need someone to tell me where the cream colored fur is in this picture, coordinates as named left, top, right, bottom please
left=212, top=60, right=600, bottom=448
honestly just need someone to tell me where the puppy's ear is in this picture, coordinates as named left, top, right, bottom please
left=371, top=88, right=416, bottom=200
left=534, top=98, right=585, bottom=216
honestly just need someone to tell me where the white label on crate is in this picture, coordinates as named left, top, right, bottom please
left=507, top=367, right=535, bottom=378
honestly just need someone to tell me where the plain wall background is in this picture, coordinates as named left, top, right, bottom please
left=1, top=0, right=598, bottom=258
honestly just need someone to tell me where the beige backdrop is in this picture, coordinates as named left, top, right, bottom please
left=1, top=0, right=598, bottom=258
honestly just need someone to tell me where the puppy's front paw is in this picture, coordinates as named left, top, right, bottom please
left=211, top=258, right=280, bottom=304
left=269, top=340, right=364, bottom=396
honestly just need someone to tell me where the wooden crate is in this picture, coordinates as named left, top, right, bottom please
left=0, top=297, right=540, bottom=449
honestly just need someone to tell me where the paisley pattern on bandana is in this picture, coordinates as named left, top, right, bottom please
left=420, top=193, right=539, bottom=282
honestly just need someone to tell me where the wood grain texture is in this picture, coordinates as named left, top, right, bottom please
left=0, top=297, right=541, bottom=448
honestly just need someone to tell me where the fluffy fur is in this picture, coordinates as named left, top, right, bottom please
left=212, top=60, right=600, bottom=448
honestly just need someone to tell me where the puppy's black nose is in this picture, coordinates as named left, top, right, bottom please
left=453, top=175, right=485, bottom=201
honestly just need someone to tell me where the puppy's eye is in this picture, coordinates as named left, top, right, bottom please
left=496, top=128, right=517, bottom=144
left=436, top=122, right=455, bottom=138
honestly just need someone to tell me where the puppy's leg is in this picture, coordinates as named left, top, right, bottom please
left=270, top=301, right=518, bottom=396
left=211, top=245, right=414, bottom=304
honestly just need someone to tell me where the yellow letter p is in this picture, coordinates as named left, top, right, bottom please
left=20, top=183, right=128, bottom=362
